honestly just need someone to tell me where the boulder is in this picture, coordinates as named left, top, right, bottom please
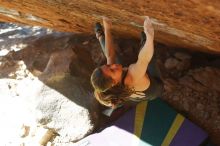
left=0, top=0, right=219, bottom=53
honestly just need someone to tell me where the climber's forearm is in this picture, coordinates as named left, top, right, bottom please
left=137, top=36, right=154, bottom=66
left=105, top=27, right=116, bottom=64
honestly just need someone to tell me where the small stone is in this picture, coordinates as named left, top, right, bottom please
left=8, top=84, right=11, bottom=89
left=164, top=57, right=179, bottom=69
left=46, top=142, right=52, bottom=146
left=31, top=127, right=56, bottom=146
left=82, top=41, right=89, bottom=45
left=176, top=60, right=190, bottom=71
left=174, top=52, right=191, bottom=60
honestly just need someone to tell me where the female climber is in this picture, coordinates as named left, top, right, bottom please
left=91, top=16, right=163, bottom=108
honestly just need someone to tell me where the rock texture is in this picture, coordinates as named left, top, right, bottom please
left=1, top=23, right=220, bottom=145
left=157, top=48, right=220, bottom=145
left=0, top=24, right=99, bottom=145
left=0, top=0, right=220, bottom=53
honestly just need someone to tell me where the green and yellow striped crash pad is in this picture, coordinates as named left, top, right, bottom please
left=75, top=98, right=208, bottom=146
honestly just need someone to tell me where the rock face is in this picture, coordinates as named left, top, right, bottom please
left=158, top=49, right=220, bottom=145
left=0, top=22, right=220, bottom=145
left=0, top=24, right=100, bottom=145
left=0, top=0, right=220, bottom=53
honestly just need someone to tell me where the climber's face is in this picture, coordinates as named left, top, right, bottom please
left=101, top=64, right=123, bottom=85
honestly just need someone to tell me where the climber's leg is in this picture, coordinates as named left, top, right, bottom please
left=95, top=22, right=106, bottom=56
left=95, top=22, right=121, bottom=64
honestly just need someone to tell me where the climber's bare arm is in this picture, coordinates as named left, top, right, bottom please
left=103, top=17, right=117, bottom=64
left=129, top=17, right=154, bottom=82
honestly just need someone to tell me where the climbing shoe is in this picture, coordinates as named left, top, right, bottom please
left=94, top=22, right=104, bottom=39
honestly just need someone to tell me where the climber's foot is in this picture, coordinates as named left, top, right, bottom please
left=94, top=22, right=104, bottom=40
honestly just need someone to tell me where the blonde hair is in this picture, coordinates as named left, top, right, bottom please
left=93, top=83, right=135, bottom=108
left=91, top=67, right=136, bottom=108
left=91, top=67, right=113, bottom=92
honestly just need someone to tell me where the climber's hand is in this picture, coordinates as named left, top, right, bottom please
left=144, top=16, right=154, bottom=37
left=103, top=16, right=112, bottom=30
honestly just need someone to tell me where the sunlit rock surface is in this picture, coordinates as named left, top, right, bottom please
left=0, top=0, right=219, bottom=53
left=0, top=23, right=98, bottom=145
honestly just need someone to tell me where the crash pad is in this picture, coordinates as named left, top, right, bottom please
left=74, top=98, right=208, bottom=146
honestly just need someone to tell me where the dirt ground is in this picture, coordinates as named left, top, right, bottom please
left=0, top=23, right=220, bottom=145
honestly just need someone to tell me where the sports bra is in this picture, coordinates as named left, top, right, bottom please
left=121, top=68, right=163, bottom=102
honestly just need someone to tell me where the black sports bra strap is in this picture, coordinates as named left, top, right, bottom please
left=121, top=68, right=128, bottom=86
